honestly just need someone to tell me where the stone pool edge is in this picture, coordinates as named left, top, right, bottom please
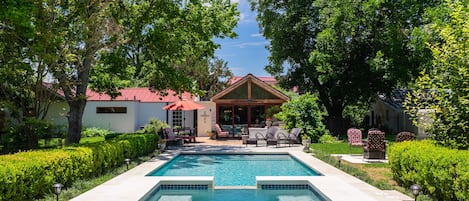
left=70, top=150, right=412, bottom=201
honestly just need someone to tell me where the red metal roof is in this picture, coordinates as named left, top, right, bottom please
left=86, top=88, right=195, bottom=102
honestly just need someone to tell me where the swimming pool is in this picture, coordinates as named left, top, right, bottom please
left=141, top=184, right=329, bottom=201
left=146, top=154, right=321, bottom=186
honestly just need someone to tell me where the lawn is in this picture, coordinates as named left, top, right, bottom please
left=309, top=142, right=408, bottom=195
left=38, top=136, right=105, bottom=148
left=79, top=136, right=105, bottom=144
left=310, top=142, right=363, bottom=155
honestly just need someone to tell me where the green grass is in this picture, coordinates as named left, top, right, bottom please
left=309, top=142, right=434, bottom=200
left=38, top=138, right=63, bottom=148
left=310, top=142, right=363, bottom=155
left=38, top=137, right=105, bottom=149
left=79, top=136, right=105, bottom=144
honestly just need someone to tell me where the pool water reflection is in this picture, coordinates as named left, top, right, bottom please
left=146, top=154, right=321, bottom=186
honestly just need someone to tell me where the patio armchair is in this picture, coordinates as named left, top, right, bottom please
left=363, top=130, right=386, bottom=159
left=178, top=127, right=196, bottom=143
left=163, top=128, right=184, bottom=146
left=246, top=131, right=266, bottom=147
left=265, top=127, right=279, bottom=147
left=395, top=131, right=415, bottom=142
left=215, top=124, right=230, bottom=138
left=347, top=128, right=363, bottom=153
left=246, top=127, right=268, bottom=147
left=278, top=128, right=302, bottom=147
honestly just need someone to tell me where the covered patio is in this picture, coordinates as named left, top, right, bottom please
left=210, top=74, right=289, bottom=137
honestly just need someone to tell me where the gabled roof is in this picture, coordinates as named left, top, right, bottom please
left=211, top=74, right=289, bottom=102
left=228, top=76, right=278, bottom=86
left=87, top=88, right=195, bottom=102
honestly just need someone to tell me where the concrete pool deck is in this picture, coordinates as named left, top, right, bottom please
left=70, top=138, right=412, bottom=201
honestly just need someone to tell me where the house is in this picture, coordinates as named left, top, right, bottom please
left=370, top=89, right=431, bottom=138
left=45, top=74, right=290, bottom=136
left=46, top=88, right=199, bottom=134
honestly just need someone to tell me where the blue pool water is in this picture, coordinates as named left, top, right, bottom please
left=145, top=189, right=326, bottom=201
left=146, top=154, right=321, bottom=186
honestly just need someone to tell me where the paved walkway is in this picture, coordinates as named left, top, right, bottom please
left=71, top=137, right=412, bottom=201
left=331, top=154, right=388, bottom=164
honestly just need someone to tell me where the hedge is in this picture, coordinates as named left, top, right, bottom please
left=388, top=140, right=469, bottom=200
left=0, top=134, right=158, bottom=201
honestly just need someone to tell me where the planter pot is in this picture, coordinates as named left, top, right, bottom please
left=158, top=143, right=166, bottom=151
left=302, top=139, right=311, bottom=146
left=208, top=133, right=216, bottom=140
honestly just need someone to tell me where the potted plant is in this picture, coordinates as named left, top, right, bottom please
left=301, top=134, right=311, bottom=146
left=158, top=139, right=167, bottom=152
left=265, top=118, right=273, bottom=127
left=206, top=130, right=216, bottom=140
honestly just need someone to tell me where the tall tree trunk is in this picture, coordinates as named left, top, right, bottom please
left=325, top=115, right=350, bottom=140
left=324, top=105, right=351, bottom=140
left=66, top=99, right=86, bottom=145
left=65, top=54, right=91, bottom=145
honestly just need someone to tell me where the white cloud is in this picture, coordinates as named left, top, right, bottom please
left=235, top=0, right=257, bottom=24
left=235, top=41, right=269, bottom=48
left=216, top=53, right=237, bottom=58
left=250, top=33, right=263, bottom=38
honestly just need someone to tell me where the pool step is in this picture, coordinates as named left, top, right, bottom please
left=158, top=195, right=192, bottom=201
left=214, top=186, right=257, bottom=189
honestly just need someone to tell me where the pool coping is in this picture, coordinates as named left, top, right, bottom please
left=70, top=147, right=413, bottom=201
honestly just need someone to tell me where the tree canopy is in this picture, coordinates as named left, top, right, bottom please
left=1, top=0, right=239, bottom=144
left=406, top=0, right=469, bottom=149
left=253, top=0, right=439, bottom=135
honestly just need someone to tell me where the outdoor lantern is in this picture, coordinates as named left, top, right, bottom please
left=125, top=158, right=131, bottom=170
left=52, top=183, right=63, bottom=201
left=410, top=184, right=422, bottom=201
left=337, top=155, right=343, bottom=168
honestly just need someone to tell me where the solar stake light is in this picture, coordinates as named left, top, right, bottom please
left=410, top=184, right=422, bottom=201
left=125, top=158, right=131, bottom=170
left=52, top=183, right=63, bottom=201
left=337, top=155, right=343, bottom=168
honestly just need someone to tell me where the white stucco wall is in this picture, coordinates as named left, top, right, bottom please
left=83, top=101, right=137, bottom=133
left=197, top=101, right=216, bottom=137
left=137, top=102, right=169, bottom=129
left=45, top=101, right=69, bottom=127
left=47, top=100, right=209, bottom=134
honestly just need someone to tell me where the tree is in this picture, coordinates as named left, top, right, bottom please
left=253, top=0, right=438, bottom=135
left=275, top=92, right=329, bottom=142
left=406, top=0, right=469, bottom=149
left=0, top=1, right=58, bottom=121
left=175, top=57, right=233, bottom=100
left=1, top=0, right=238, bottom=145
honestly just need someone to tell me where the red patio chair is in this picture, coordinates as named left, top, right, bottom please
left=395, top=131, right=415, bottom=142
left=347, top=128, right=363, bottom=153
left=215, top=124, right=229, bottom=138
left=363, top=130, right=386, bottom=159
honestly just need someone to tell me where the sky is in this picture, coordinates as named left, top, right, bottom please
left=214, top=0, right=271, bottom=77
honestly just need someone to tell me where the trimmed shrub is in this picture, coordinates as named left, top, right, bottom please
left=0, top=134, right=157, bottom=201
left=105, top=133, right=123, bottom=140
left=1, top=118, right=59, bottom=152
left=318, top=133, right=339, bottom=144
left=81, top=127, right=114, bottom=138
left=388, top=140, right=469, bottom=200
left=137, top=118, right=169, bottom=135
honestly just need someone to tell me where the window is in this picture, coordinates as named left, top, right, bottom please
left=96, top=107, right=127, bottom=113
left=172, top=110, right=182, bottom=127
